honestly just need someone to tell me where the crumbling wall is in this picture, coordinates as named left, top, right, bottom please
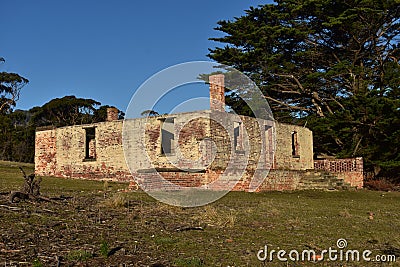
left=35, top=128, right=57, bottom=176
left=124, top=112, right=212, bottom=171
left=273, top=123, right=314, bottom=170
left=122, top=112, right=213, bottom=188
left=123, top=110, right=275, bottom=190
left=35, top=121, right=132, bottom=181
left=209, top=74, right=225, bottom=112
left=314, top=157, right=363, bottom=188
left=35, top=110, right=320, bottom=192
left=255, top=169, right=303, bottom=191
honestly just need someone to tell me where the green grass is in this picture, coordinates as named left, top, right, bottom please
left=99, top=240, right=110, bottom=258
left=0, top=161, right=399, bottom=266
left=0, top=160, right=127, bottom=194
left=31, top=259, right=43, bottom=267
left=0, top=161, right=35, bottom=191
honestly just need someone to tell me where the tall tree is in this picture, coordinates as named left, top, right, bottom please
left=0, top=58, right=29, bottom=113
left=31, top=95, right=101, bottom=127
left=0, top=110, right=35, bottom=163
left=208, top=0, right=400, bottom=178
left=0, top=95, right=123, bottom=163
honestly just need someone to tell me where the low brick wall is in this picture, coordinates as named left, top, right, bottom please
left=256, top=169, right=302, bottom=191
left=128, top=169, right=303, bottom=192
left=314, top=157, right=363, bottom=188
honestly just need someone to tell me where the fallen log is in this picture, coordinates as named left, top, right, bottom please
left=9, top=191, right=30, bottom=203
left=8, top=167, right=41, bottom=203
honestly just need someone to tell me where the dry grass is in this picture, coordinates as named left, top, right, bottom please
left=192, top=205, right=237, bottom=228
left=100, top=192, right=129, bottom=209
left=0, top=162, right=399, bottom=266
left=339, top=208, right=352, bottom=218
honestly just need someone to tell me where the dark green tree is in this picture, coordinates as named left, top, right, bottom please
left=0, top=114, right=13, bottom=160
left=0, top=58, right=32, bottom=162
left=208, top=0, right=400, bottom=178
left=31, top=95, right=101, bottom=127
left=0, top=110, right=35, bottom=162
left=0, top=58, right=29, bottom=113
left=0, top=91, right=123, bottom=163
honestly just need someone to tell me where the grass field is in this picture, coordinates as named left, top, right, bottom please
left=0, top=161, right=399, bottom=266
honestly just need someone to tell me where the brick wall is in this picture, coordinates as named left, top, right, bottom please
left=314, top=157, right=363, bottom=188
left=209, top=74, right=225, bottom=112
left=35, top=121, right=132, bottom=181
left=123, top=112, right=212, bottom=172
left=203, top=169, right=303, bottom=192
left=256, top=169, right=303, bottom=191
left=35, top=110, right=317, bottom=191
left=106, top=107, right=119, bottom=121
left=35, top=128, right=57, bottom=176
left=273, top=123, right=314, bottom=170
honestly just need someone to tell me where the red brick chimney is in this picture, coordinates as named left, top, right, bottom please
left=209, top=74, right=225, bottom=112
left=106, top=107, right=119, bottom=121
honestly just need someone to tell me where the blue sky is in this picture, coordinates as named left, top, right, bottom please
left=1, top=0, right=272, bottom=115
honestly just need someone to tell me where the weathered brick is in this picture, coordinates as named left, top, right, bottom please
left=35, top=110, right=320, bottom=191
left=314, top=158, right=363, bottom=188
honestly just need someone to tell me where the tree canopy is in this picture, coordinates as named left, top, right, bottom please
left=0, top=58, right=29, bottom=113
left=0, top=95, right=122, bottom=163
left=208, top=0, right=400, bottom=179
left=31, top=95, right=101, bottom=127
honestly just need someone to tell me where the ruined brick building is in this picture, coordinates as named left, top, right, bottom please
left=35, top=75, right=363, bottom=191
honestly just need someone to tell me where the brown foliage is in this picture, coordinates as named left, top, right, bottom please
left=364, top=178, right=399, bottom=191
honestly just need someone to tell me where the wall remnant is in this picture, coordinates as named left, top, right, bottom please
left=314, top=157, right=363, bottom=188
left=106, top=107, right=119, bottom=122
left=209, top=74, right=225, bottom=112
left=35, top=127, right=57, bottom=177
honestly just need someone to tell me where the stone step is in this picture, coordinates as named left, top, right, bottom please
left=303, top=180, right=340, bottom=186
left=298, top=173, right=353, bottom=190
left=299, top=179, right=344, bottom=185
left=297, top=185, right=337, bottom=190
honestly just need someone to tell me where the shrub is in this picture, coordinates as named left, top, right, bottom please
left=364, top=179, right=398, bottom=191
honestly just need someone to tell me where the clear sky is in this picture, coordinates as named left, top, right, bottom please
left=1, top=0, right=273, bottom=115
